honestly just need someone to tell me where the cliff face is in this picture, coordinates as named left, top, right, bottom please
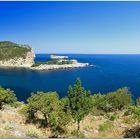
left=0, top=41, right=35, bottom=67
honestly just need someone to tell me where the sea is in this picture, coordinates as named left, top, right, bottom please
left=0, top=54, right=140, bottom=101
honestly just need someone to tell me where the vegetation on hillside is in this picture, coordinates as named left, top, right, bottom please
left=31, top=60, right=74, bottom=67
left=0, top=78, right=140, bottom=138
left=68, top=78, right=92, bottom=136
left=0, top=87, right=17, bottom=109
left=0, top=41, right=31, bottom=61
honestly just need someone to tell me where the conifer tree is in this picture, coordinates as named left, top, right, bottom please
left=68, top=78, right=92, bottom=136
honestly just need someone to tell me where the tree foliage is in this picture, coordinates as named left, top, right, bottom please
left=136, top=97, right=140, bottom=106
left=68, top=78, right=92, bottom=136
left=92, top=87, right=132, bottom=113
left=32, top=60, right=73, bottom=67
left=26, top=92, right=59, bottom=127
left=0, top=87, right=17, bottom=109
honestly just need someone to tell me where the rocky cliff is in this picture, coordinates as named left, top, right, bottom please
left=0, top=41, right=35, bottom=67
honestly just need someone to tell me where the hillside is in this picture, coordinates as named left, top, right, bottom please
left=0, top=41, right=35, bottom=67
left=0, top=105, right=139, bottom=138
left=0, top=79, right=140, bottom=138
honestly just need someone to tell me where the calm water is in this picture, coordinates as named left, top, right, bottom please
left=0, top=54, right=140, bottom=101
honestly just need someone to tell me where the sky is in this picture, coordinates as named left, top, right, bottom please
left=0, top=1, right=140, bottom=54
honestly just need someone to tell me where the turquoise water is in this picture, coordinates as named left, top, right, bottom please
left=0, top=54, right=140, bottom=101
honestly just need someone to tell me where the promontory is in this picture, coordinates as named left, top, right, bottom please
left=0, top=41, right=89, bottom=70
left=0, top=41, right=35, bottom=67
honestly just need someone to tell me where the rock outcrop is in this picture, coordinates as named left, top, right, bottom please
left=0, top=41, right=35, bottom=67
left=0, top=41, right=90, bottom=70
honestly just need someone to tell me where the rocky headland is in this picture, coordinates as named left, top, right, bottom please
left=0, top=41, right=35, bottom=67
left=0, top=41, right=90, bottom=70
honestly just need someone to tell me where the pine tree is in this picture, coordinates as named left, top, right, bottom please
left=68, top=78, right=92, bottom=136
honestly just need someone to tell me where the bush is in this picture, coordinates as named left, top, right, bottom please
left=136, top=97, right=140, bottom=106
left=70, top=130, right=85, bottom=138
left=132, top=107, right=140, bottom=121
left=133, top=108, right=140, bottom=116
left=106, top=114, right=116, bottom=121
left=91, top=107, right=105, bottom=116
left=26, top=128, right=44, bottom=138
left=0, top=87, right=17, bottom=109
left=93, top=87, right=132, bottom=113
left=123, top=110, right=132, bottom=116
left=98, top=121, right=114, bottom=132
left=26, top=92, right=59, bottom=127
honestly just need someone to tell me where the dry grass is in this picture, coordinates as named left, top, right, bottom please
left=0, top=105, right=51, bottom=138
left=66, top=111, right=139, bottom=138
left=0, top=106, right=139, bottom=138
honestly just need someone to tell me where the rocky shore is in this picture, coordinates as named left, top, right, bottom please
left=0, top=41, right=90, bottom=71
left=31, top=62, right=89, bottom=71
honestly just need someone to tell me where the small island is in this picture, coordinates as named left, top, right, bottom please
left=31, top=59, right=89, bottom=70
left=50, top=55, right=68, bottom=59
left=0, top=41, right=90, bottom=71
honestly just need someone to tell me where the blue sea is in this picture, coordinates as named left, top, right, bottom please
left=0, top=54, right=140, bottom=101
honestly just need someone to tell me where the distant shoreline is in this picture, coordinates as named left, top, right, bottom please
left=36, top=53, right=140, bottom=55
left=0, top=61, right=91, bottom=71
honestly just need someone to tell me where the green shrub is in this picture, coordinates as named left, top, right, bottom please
left=71, top=130, right=85, bottom=138
left=123, top=110, right=132, bottom=116
left=26, top=92, right=59, bottom=127
left=132, top=107, right=140, bottom=121
left=31, top=60, right=73, bottom=67
left=106, top=114, right=116, bottom=121
left=93, top=87, right=132, bottom=113
left=26, top=129, right=43, bottom=138
left=133, top=108, right=140, bottom=116
left=98, top=121, right=114, bottom=132
left=0, top=87, right=17, bottom=109
left=91, top=107, right=105, bottom=116
left=136, top=97, right=140, bottom=106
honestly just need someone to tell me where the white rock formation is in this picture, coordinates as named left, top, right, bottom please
left=50, top=55, right=68, bottom=59
left=0, top=48, right=35, bottom=67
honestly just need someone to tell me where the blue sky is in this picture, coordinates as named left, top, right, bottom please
left=0, top=1, right=140, bottom=54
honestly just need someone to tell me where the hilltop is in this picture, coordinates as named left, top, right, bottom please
left=0, top=41, right=35, bottom=67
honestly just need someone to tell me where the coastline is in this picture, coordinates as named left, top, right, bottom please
left=31, top=62, right=90, bottom=71
left=0, top=62, right=90, bottom=71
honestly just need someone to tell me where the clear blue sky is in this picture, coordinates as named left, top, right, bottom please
left=0, top=1, right=140, bottom=54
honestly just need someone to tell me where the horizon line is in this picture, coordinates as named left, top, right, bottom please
left=35, top=53, right=140, bottom=55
